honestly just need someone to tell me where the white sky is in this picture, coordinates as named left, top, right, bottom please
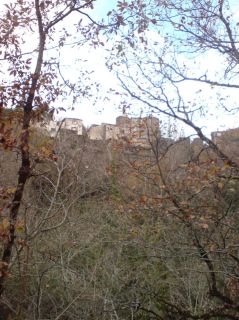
left=54, top=0, right=122, bottom=126
left=1, top=0, right=239, bottom=136
left=59, top=0, right=239, bottom=137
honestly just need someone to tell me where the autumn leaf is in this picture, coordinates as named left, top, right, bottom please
left=16, top=220, right=25, bottom=233
left=2, top=218, right=9, bottom=231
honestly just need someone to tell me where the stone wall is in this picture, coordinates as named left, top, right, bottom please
left=115, top=115, right=160, bottom=146
left=104, top=124, right=120, bottom=140
left=88, top=124, right=104, bottom=140
left=88, top=116, right=160, bottom=146
left=35, top=117, right=239, bottom=166
left=211, top=128, right=239, bottom=164
left=35, top=118, right=84, bottom=137
left=88, top=123, right=120, bottom=140
left=60, top=118, right=84, bottom=135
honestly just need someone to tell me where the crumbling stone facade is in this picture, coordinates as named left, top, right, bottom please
left=37, top=118, right=84, bottom=137
left=38, top=115, right=160, bottom=146
left=116, top=116, right=160, bottom=146
left=88, top=123, right=120, bottom=141
left=211, top=128, right=239, bottom=163
left=36, top=116, right=239, bottom=166
left=87, top=115, right=160, bottom=147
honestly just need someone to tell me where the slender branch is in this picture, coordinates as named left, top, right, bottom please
left=0, top=0, right=46, bottom=297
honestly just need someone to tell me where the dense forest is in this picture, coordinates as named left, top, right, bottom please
left=0, top=0, right=239, bottom=319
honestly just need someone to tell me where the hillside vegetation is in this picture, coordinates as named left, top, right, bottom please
left=1, top=128, right=239, bottom=319
left=1, top=0, right=239, bottom=319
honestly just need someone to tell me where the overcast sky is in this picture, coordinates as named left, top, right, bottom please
left=56, top=0, right=122, bottom=126
left=1, top=0, right=239, bottom=137
left=60, top=0, right=239, bottom=137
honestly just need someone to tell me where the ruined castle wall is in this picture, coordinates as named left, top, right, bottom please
left=89, top=124, right=120, bottom=140
left=88, top=125, right=104, bottom=140
left=116, top=116, right=131, bottom=128
left=104, top=124, right=120, bottom=140
left=190, top=138, right=209, bottom=162
left=35, top=116, right=239, bottom=167
left=160, top=138, right=191, bottom=173
left=34, top=119, right=58, bottom=137
left=115, top=116, right=160, bottom=147
left=36, top=118, right=84, bottom=137
left=61, top=118, right=83, bottom=135
left=212, top=128, right=239, bottom=164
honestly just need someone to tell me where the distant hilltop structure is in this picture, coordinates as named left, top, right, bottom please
left=34, top=115, right=239, bottom=164
left=42, top=117, right=85, bottom=137
left=36, top=115, right=160, bottom=147
left=211, top=127, right=239, bottom=163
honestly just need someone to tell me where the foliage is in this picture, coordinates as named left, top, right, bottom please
left=1, top=0, right=239, bottom=319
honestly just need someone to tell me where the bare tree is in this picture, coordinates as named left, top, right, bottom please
left=108, top=0, right=239, bottom=165
left=0, top=0, right=122, bottom=314
left=105, top=1, right=239, bottom=318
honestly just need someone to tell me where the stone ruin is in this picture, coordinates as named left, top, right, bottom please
left=36, top=115, right=239, bottom=165
left=39, top=115, right=160, bottom=147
